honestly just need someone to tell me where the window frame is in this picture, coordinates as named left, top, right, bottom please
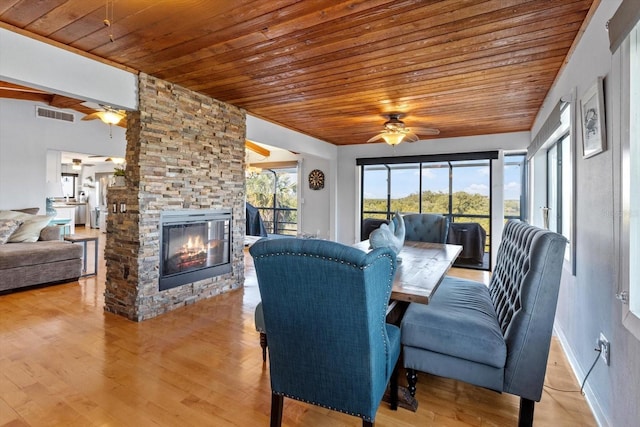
left=545, top=133, right=571, bottom=238
left=503, top=152, right=528, bottom=222
left=528, top=101, right=574, bottom=271
left=618, top=21, right=640, bottom=338
left=61, top=172, right=78, bottom=199
left=358, top=151, right=498, bottom=271
left=245, top=164, right=299, bottom=236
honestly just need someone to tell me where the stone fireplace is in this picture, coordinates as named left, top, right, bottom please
left=104, top=73, right=246, bottom=321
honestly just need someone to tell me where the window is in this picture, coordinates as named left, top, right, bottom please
left=361, top=164, right=389, bottom=219
left=451, top=160, right=491, bottom=231
left=620, top=20, right=640, bottom=337
left=390, top=163, right=420, bottom=213
left=61, top=173, right=78, bottom=199
left=358, top=152, right=498, bottom=270
left=529, top=102, right=572, bottom=263
left=546, top=134, right=570, bottom=239
left=504, top=153, right=527, bottom=221
left=421, top=162, right=449, bottom=214
left=246, top=166, right=298, bottom=235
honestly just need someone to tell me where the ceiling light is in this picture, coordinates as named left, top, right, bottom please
left=72, top=158, right=82, bottom=170
left=380, top=132, right=406, bottom=146
left=97, top=110, right=124, bottom=125
left=110, top=157, right=125, bottom=164
left=367, top=113, right=439, bottom=146
left=82, top=106, right=126, bottom=126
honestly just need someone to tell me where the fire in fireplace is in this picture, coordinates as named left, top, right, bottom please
left=159, top=209, right=232, bottom=291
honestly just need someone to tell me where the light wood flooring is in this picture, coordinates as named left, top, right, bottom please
left=0, top=227, right=597, bottom=426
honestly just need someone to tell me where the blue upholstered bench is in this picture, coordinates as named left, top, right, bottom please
left=401, top=220, right=567, bottom=427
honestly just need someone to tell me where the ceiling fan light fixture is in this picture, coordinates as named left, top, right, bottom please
left=381, top=132, right=406, bottom=146
left=367, top=112, right=438, bottom=146
left=97, top=110, right=124, bottom=125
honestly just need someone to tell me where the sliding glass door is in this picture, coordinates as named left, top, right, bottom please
left=358, top=152, right=501, bottom=270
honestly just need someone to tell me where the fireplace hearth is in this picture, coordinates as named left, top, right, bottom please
left=159, top=209, right=232, bottom=291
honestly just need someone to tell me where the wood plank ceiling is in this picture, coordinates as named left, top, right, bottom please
left=0, top=0, right=598, bottom=146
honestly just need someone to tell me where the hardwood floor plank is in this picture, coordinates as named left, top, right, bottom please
left=0, top=227, right=596, bottom=426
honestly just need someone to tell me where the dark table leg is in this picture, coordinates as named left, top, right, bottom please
left=383, top=300, right=418, bottom=411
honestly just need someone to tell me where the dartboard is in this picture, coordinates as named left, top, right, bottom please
left=308, top=169, right=325, bottom=190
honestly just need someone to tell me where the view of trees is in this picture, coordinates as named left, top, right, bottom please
left=364, top=190, right=492, bottom=242
left=245, top=169, right=297, bottom=235
left=504, top=199, right=521, bottom=218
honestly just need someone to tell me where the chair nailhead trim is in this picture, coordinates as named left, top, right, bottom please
left=273, top=391, right=374, bottom=423
left=253, top=251, right=394, bottom=271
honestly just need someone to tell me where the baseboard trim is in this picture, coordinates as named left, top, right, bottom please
left=553, top=326, right=610, bottom=427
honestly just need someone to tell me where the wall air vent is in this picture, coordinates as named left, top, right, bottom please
left=35, top=106, right=75, bottom=123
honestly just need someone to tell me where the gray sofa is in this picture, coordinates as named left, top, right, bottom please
left=400, top=220, right=567, bottom=426
left=0, top=225, right=83, bottom=292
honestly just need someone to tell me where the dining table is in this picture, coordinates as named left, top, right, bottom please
left=353, top=239, right=462, bottom=304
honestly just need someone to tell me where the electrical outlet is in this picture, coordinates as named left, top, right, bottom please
left=598, top=333, right=610, bottom=366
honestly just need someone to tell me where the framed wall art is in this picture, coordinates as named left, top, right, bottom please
left=580, top=76, right=606, bottom=159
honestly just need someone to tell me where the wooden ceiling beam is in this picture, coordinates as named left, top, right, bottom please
left=0, top=88, right=51, bottom=103
left=245, top=140, right=271, bottom=157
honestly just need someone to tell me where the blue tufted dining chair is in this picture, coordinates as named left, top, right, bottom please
left=402, top=213, right=450, bottom=243
left=249, top=237, right=400, bottom=427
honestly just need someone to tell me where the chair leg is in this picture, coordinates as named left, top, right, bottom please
left=260, top=332, right=268, bottom=362
left=362, top=420, right=373, bottom=427
left=270, top=392, right=283, bottom=427
left=406, top=368, right=418, bottom=397
left=389, top=360, right=399, bottom=410
left=518, top=397, right=535, bottom=427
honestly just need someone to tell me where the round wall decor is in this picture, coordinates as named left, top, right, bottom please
left=308, top=169, right=325, bottom=190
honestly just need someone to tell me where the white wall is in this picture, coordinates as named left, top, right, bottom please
left=298, top=155, right=331, bottom=239
left=0, top=99, right=126, bottom=212
left=0, top=27, right=134, bottom=214
left=0, top=28, right=137, bottom=110
left=246, top=114, right=337, bottom=239
left=531, top=1, right=640, bottom=426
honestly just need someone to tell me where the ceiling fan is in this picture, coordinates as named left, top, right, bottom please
left=89, top=155, right=125, bottom=164
left=367, top=113, right=439, bottom=146
left=69, top=158, right=95, bottom=170
left=82, top=105, right=126, bottom=126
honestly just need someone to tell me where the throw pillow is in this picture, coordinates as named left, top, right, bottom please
left=0, top=210, right=23, bottom=220
left=0, top=219, right=23, bottom=244
left=8, top=214, right=53, bottom=243
left=12, top=207, right=40, bottom=215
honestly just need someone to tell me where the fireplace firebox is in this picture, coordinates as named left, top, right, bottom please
left=159, top=210, right=232, bottom=291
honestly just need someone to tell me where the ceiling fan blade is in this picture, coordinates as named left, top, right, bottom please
left=81, top=112, right=101, bottom=121
left=412, top=127, right=440, bottom=136
left=367, top=133, right=385, bottom=143
left=404, top=132, right=420, bottom=142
